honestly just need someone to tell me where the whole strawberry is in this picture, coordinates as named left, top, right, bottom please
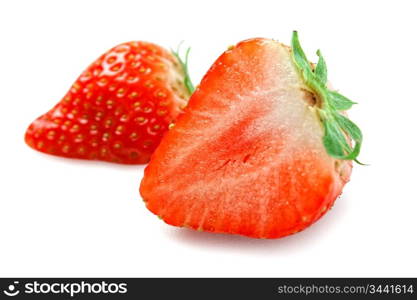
left=140, top=32, right=362, bottom=239
left=25, top=41, right=193, bottom=164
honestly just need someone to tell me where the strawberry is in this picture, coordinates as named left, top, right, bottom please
left=25, top=42, right=193, bottom=164
left=140, top=32, right=363, bottom=239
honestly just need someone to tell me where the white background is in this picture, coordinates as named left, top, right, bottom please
left=0, top=0, right=416, bottom=277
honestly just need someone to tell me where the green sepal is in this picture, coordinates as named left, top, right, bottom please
left=328, top=91, right=357, bottom=111
left=322, top=118, right=349, bottom=158
left=291, top=31, right=363, bottom=164
left=291, top=31, right=313, bottom=75
left=322, top=113, right=362, bottom=160
left=171, top=43, right=195, bottom=95
left=315, top=50, right=327, bottom=85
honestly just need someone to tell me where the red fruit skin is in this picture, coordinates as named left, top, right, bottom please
left=140, top=38, right=352, bottom=239
left=25, top=41, right=190, bottom=164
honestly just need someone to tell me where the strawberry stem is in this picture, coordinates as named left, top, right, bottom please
left=290, top=31, right=364, bottom=164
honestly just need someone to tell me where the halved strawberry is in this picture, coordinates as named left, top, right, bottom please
left=25, top=42, right=193, bottom=164
left=140, top=32, right=362, bottom=239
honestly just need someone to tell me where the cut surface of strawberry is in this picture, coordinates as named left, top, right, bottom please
left=25, top=41, right=193, bottom=164
left=140, top=33, right=361, bottom=239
